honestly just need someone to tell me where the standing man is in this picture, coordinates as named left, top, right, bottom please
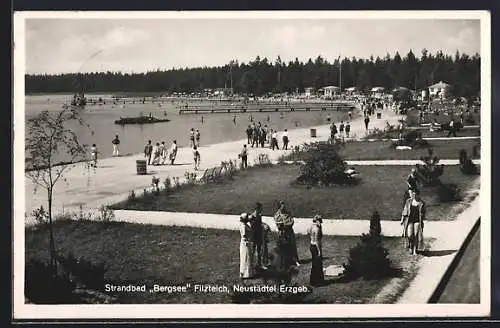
left=240, top=144, right=248, bottom=168
left=271, top=130, right=279, bottom=150
left=282, top=129, right=289, bottom=150
left=112, top=135, right=120, bottom=157
left=195, top=129, right=201, bottom=147
left=249, top=202, right=264, bottom=269
left=144, top=140, right=153, bottom=165
left=345, top=122, right=351, bottom=138
left=169, top=140, right=178, bottom=165
left=189, top=128, right=195, bottom=147
left=246, top=125, right=253, bottom=144
left=364, top=115, right=370, bottom=131
left=447, top=119, right=457, bottom=137
left=330, top=122, right=338, bottom=143
left=252, top=125, right=260, bottom=148
left=193, top=146, right=201, bottom=170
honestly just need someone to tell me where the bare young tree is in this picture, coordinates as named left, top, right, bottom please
left=25, top=108, right=90, bottom=276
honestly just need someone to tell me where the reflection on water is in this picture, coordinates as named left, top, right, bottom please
left=25, top=94, right=356, bottom=162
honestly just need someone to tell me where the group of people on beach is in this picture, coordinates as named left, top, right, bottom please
left=239, top=201, right=325, bottom=287
left=245, top=123, right=290, bottom=151
left=329, top=120, right=352, bottom=142
left=143, top=139, right=178, bottom=166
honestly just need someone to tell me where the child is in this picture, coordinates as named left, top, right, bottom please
left=193, top=146, right=201, bottom=170
left=345, top=122, right=351, bottom=138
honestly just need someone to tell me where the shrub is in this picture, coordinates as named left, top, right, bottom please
left=31, top=206, right=49, bottom=225
left=128, top=190, right=136, bottom=201
left=295, top=142, right=350, bottom=186
left=343, top=211, right=392, bottom=280
left=254, top=153, right=272, bottom=167
left=184, top=171, right=197, bottom=185
left=96, top=205, right=115, bottom=223
left=74, top=205, right=94, bottom=221
left=25, top=259, right=78, bottom=304
left=55, top=253, right=107, bottom=290
left=459, top=149, right=479, bottom=175
left=415, top=148, right=444, bottom=186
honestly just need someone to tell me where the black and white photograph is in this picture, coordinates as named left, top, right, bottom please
left=13, top=11, right=491, bottom=319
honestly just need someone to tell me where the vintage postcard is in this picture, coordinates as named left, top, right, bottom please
left=13, top=10, right=491, bottom=320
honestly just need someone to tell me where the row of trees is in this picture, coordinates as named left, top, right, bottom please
left=26, top=49, right=480, bottom=99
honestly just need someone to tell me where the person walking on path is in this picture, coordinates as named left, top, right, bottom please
left=189, top=128, right=195, bottom=147
left=345, top=122, right=351, bottom=138
left=330, top=122, right=338, bottom=143
left=159, top=141, right=167, bottom=165
left=240, top=144, right=248, bottom=169
left=193, top=146, right=201, bottom=170
left=112, top=135, right=120, bottom=157
left=339, top=121, right=345, bottom=140
left=249, top=202, right=265, bottom=269
left=251, top=126, right=260, bottom=148
left=364, top=115, right=370, bottom=131
left=144, top=140, right=153, bottom=165
left=259, top=127, right=267, bottom=148
left=239, top=213, right=255, bottom=279
left=271, top=130, right=279, bottom=150
left=401, top=190, right=426, bottom=255
left=308, top=215, right=324, bottom=286
left=169, top=140, right=178, bottom=165
left=447, top=119, right=457, bottom=137
left=282, top=129, right=289, bottom=150
left=246, top=125, right=253, bottom=144
left=151, top=142, right=161, bottom=165
left=195, top=129, right=201, bottom=147
left=90, top=143, right=98, bottom=168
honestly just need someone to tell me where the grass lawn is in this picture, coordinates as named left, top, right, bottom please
left=25, top=221, right=419, bottom=304
left=338, top=139, right=481, bottom=161
left=112, top=165, right=478, bottom=221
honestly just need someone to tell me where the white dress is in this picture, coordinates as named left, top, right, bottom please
left=239, top=222, right=254, bottom=278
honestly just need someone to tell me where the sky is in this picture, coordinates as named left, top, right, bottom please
left=24, top=17, right=481, bottom=74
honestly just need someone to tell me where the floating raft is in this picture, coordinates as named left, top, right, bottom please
left=114, top=116, right=170, bottom=125
left=178, top=104, right=355, bottom=115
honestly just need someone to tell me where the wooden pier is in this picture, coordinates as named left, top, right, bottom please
left=178, top=103, right=355, bottom=115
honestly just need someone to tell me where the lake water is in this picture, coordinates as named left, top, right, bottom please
left=25, top=94, right=357, bottom=163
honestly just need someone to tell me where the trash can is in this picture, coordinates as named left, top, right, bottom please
left=310, top=128, right=317, bottom=138
left=377, top=112, right=382, bottom=119
left=136, top=160, right=147, bottom=175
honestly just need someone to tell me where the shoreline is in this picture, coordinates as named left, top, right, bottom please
left=25, top=104, right=362, bottom=172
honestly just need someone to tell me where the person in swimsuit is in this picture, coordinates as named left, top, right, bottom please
left=401, top=190, right=426, bottom=255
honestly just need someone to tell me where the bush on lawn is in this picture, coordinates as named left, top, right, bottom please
left=343, top=211, right=393, bottom=280
left=459, top=149, right=479, bottom=175
left=254, top=153, right=272, bottom=167
left=31, top=205, right=49, bottom=225
left=25, top=259, right=79, bottom=304
left=415, top=148, right=444, bottom=186
left=295, top=142, right=351, bottom=186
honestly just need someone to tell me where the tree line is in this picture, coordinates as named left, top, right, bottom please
left=25, top=49, right=480, bottom=99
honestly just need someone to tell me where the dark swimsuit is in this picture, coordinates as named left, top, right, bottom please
left=408, top=204, right=420, bottom=224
